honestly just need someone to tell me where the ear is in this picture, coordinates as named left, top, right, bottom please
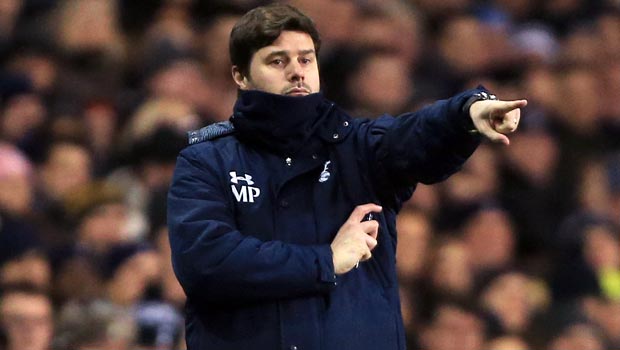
left=232, top=66, right=250, bottom=90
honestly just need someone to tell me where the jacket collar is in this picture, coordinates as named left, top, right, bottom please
left=230, top=90, right=351, bottom=155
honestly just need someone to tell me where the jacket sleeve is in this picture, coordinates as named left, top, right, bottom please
left=167, top=147, right=337, bottom=306
left=369, top=87, right=484, bottom=188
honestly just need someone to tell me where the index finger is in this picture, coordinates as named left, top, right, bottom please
left=495, top=99, right=528, bottom=114
left=348, top=203, right=383, bottom=222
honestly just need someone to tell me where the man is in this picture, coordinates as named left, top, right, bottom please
left=168, top=4, right=526, bottom=349
left=0, top=285, right=53, bottom=350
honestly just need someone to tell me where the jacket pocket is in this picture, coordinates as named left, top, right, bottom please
left=365, top=258, right=392, bottom=289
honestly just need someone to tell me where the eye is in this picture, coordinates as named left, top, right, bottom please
left=271, top=58, right=285, bottom=66
left=300, top=57, right=312, bottom=65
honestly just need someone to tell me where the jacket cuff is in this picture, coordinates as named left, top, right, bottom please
left=311, top=245, right=338, bottom=289
left=452, top=85, right=495, bottom=134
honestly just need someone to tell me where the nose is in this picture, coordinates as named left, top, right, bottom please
left=288, top=60, right=305, bottom=83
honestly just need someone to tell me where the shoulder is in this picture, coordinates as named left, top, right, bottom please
left=180, top=121, right=240, bottom=165
left=187, top=121, right=236, bottom=145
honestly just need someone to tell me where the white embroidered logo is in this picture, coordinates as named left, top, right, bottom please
left=319, top=161, right=331, bottom=183
left=230, top=171, right=260, bottom=202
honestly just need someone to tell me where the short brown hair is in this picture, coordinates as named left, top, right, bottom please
left=229, top=4, right=321, bottom=76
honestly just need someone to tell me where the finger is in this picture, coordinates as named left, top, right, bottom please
left=365, top=235, right=378, bottom=250
left=360, top=220, right=379, bottom=235
left=360, top=249, right=372, bottom=261
left=493, top=110, right=520, bottom=134
left=495, top=107, right=521, bottom=121
left=368, top=229, right=378, bottom=240
left=475, top=119, right=510, bottom=145
left=482, top=127, right=511, bottom=144
left=508, top=108, right=520, bottom=125
left=494, top=121, right=517, bottom=134
left=348, top=203, right=383, bottom=223
left=486, top=131, right=510, bottom=145
left=494, top=99, right=528, bottom=114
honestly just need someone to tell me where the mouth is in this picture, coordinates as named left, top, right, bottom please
left=285, top=87, right=310, bottom=96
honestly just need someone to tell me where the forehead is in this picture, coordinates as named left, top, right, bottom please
left=255, top=30, right=316, bottom=55
left=1, top=292, right=51, bottom=315
left=49, top=143, right=89, bottom=161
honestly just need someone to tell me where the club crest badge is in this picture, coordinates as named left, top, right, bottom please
left=319, top=161, right=331, bottom=183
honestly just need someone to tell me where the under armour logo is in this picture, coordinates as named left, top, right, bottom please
left=229, top=171, right=255, bottom=185
left=319, top=161, right=331, bottom=183
left=230, top=171, right=260, bottom=202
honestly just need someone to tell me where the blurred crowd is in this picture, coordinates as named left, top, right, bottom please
left=0, top=0, right=620, bottom=349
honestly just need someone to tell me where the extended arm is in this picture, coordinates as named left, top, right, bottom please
left=370, top=88, right=526, bottom=187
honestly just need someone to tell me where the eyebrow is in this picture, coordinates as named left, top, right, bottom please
left=265, top=49, right=316, bottom=59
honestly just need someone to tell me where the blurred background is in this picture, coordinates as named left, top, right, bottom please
left=0, top=0, right=619, bottom=349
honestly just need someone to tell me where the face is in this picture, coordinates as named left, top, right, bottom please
left=233, top=30, right=320, bottom=96
left=1, top=253, right=51, bottom=290
left=42, top=143, right=92, bottom=200
left=483, top=336, right=531, bottom=350
left=0, top=292, right=53, bottom=350
left=79, top=202, right=128, bottom=252
left=463, top=208, right=515, bottom=270
left=583, top=226, right=620, bottom=270
left=481, top=272, right=532, bottom=333
left=421, top=304, right=484, bottom=350
left=396, top=211, right=431, bottom=281
left=349, top=53, right=412, bottom=116
left=432, top=240, right=473, bottom=295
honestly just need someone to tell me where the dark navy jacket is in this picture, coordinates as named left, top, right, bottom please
left=168, top=88, right=484, bottom=350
